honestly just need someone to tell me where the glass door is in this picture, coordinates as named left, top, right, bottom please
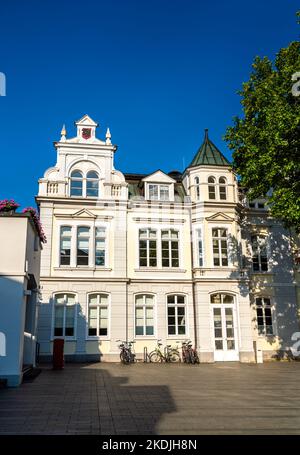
left=211, top=294, right=239, bottom=361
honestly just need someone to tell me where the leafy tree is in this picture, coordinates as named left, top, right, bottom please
left=225, top=13, right=300, bottom=231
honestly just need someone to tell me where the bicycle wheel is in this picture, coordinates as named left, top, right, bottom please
left=193, top=350, right=200, bottom=364
left=149, top=351, right=162, bottom=363
left=120, top=351, right=130, bottom=364
left=168, top=350, right=181, bottom=363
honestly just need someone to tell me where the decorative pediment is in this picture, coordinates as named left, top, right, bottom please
left=71, top=208, right=96, bottom=219
left=75, top=114, right=98, bottom=127
left=142, top=170, right=176, bottom=184
left=205, top=212, right=235, bottom=222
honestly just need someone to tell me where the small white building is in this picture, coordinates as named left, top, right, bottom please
left=0, top=214, right=41, bottom=386
left=36, top=115, right=300, bottom=363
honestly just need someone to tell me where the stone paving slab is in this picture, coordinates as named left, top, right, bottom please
left=0, top=362, right=300, bottom=434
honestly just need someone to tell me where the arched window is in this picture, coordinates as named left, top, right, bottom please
left=210, top=293, right=234, bottom=304
left=53, top=293, right=76, bottom=337
left=88, top=294, right=109, bottom=337
left=208, top=176, right=216, bottom=200
left=194, top=176, right=200, bottom=200
left=86, top=171, right=99, bottom=197
left=135, top=294, right=155, bottom=336
left=70, top=170, right=83, bottom=197
left=219, top=177, right=227, bottom=200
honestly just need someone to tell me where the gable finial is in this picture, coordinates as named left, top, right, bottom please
left=60, top=124, right=67, bottom=142
left=106, top=127, right=112, bottom=145
left=204, top=128, right=208, bottom=140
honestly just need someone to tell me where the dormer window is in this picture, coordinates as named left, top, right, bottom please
left=70, top=171, right=83, bottom=197
left=148, top=184, right=170, bottom=201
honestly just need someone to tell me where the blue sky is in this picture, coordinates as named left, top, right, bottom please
left=0, top=0, right=298, bottom=208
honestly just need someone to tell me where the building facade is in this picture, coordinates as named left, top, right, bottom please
left=0, top=213, right=41, bottom=386
left=36, top=115, right=300, bottom=363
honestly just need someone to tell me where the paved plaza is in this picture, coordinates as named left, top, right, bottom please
left=0, top=362, right=300, bottom=435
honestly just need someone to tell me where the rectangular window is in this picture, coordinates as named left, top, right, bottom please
left=167, top=295, right=186, bottom=336
left=160, top=185, right=170, bottom=201
left=95, top=227, right=106, bottom=266
left=212, top=228, right=228, bottom=266
left=256, top=297, right=273, bottom=335
left=77, top=227, right=90, bottom=266
left=60, top=226, right=72, bottom=266
left=148, top=184, right=170, bottom=201
left=161, top=229, right=179, bottom=267
left=54, top=294, right=76, bottom=337
left=135, top=294, right=154, bottom=336
left=251, top=235, right=268, bottom=272
left=149, top=184, right=159, bottom=200
left=139, top=229, right=157, bottom=267
left=197, top=229, right=203, bottom=267
left=88, top=294, right=109, bottom=337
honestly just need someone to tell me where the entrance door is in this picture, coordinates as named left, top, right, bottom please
left=211, top=293, right=239, bottom=361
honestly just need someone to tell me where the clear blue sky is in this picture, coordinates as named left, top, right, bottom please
left=0, top=0, right=298, bottom=208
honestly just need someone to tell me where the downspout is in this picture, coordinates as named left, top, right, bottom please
left=188, top=189, right=198, bottom=350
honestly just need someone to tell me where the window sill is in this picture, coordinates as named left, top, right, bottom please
left=134, top=336, right=156, bottom=340
left=54, top=266, right=112, bottom=271
left=257, top=334, right=276, bottom=338
left=167, top=335, right=188, bottom=339
left=51, top=337, right=77, bottom=341
left=250, top=271, right=274, bottom=275
left=86, top=337, right=110, bottom=341
left=135, top=268, right=186, bottom=273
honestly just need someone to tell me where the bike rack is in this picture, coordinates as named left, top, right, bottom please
left=143, top=346, right=149, bottom=363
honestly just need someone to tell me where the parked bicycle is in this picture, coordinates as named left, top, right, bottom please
left=117, top=340, right=136, bottom=364
left=149, top=339, right=181, bottom=363
left=181, top=340, right=199, bottom=364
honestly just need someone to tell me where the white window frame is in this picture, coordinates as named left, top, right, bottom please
left=70, top=170, right=83, bottom=197
left=219, top=176, right=227, bottom=200
left=196, top=228, right=204, bottom=267
left=86, top=293, right=110, bottom=340
left=95, top=227, right=106, bottom=267
left=60, top=225, right=72, bottom=266
left=208, top=176, right=216, bottom=200
left=251, top=234, right=269, bottom=272
left=147, top=183, right=171, bottom=201
left=255, top=296, right=275, bottom=337
left=139, top=228, right=158, bottom=267
left=69, top=169, right=100, bottom=198
left=134, top=294, right=156, bottom=338
left=194, top=176, right=200, bottom=200
left=161, top=229, right=180, bottom=268
left=166, top=294, right=188, bottom=338
left=52, top=293, right=77, bottom=340
left=77, top=226, right=90, bottom=267
left=212, top=227, right=229, bottom=267
left=86, top=171, right=99, bottom=198
left=137, top=226, right=182, bottom=269
left=56, top=222, right=109, bottom=269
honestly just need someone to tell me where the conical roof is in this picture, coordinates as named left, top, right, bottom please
left=188, top=129, right=231, bottom=167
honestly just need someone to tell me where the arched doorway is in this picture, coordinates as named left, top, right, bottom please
left=210, top=293, right=239, bottom=361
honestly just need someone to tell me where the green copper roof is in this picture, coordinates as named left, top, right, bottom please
left=188, top=129, right=231, bottom=167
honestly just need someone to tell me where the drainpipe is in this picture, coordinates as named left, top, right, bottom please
left=188, top=196, right=198, bottom=350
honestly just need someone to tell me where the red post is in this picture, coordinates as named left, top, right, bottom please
left=53, top=338, right=64, bottom=370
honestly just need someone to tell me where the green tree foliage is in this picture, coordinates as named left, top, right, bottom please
left=225, top=15, right=300, bottom=231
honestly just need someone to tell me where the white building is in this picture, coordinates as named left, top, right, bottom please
left=36, top=115, right=300, bottom=363
left=0, top=214, right=41, bottom=386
